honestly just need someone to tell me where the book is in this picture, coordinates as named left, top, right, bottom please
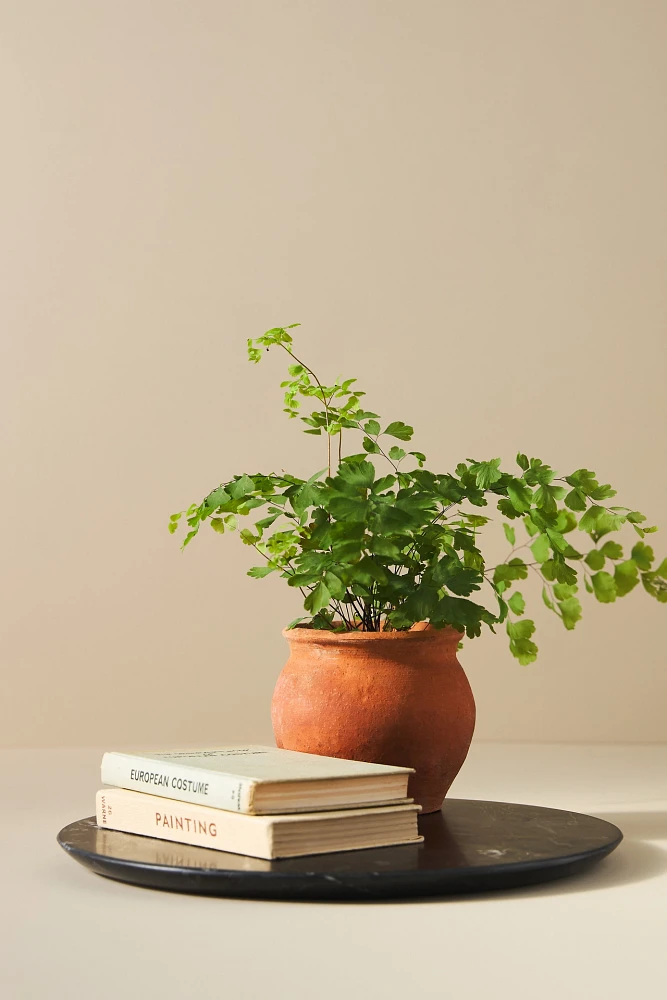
left=101, top=745, right=413, bottom=814
left=96, top=788, right=422, bottom=859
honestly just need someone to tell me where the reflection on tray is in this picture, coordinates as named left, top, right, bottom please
left=62, top=800, right=622, bottom=881
left=88, top=819, right=423, bottom=873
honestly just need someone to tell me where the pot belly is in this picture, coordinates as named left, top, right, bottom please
left=271, top=656, right=475, bottom=813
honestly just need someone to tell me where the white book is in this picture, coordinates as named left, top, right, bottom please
left=101, top=745, right=413, bottom=815
left=96, top=788, right=422, bottom=860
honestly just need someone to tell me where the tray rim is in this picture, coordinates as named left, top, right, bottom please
left=56, top=798, right=623, bottom=900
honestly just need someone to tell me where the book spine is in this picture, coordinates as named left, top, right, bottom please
left=95, top=788, right=270, bottom=858
left=100, top=753, right=256, bottom=813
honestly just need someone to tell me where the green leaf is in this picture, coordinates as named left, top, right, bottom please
left=394, top=586, right=440, bottom=625
left=503, top=524, right=516, bottom=546
left=181, top=529, right=198, bottom=549
left=371, top=537, right=404, bottom=560
left=498, top=498, right=523, bottom=520
left=591, top=571, right=617, bottom=604
left=578, top=505, right=604, bottom=533
left=614, top=560, right=639, bottom=597
left=328, top=496, right=368, bottom=522
left=324, top=572, right=346, bottom=600
left=384, top=421, right=414, bottom=441
left=462, top=513, right=490, bottom=528
left=336, top=460, right=375, bottom=489
left=463, top=549, right=485, bottom=572
left=247, top=565, right=276, bottom=578
left=204, top=486, right=232, bottom=508
left=168, top=521, right=179, bottom=535
left=291, top=483, right=320, bottom=516
left=304, top=580, right=331, bottom=614
left=641, top=568, right=667, bottom=603
left=600, top=540, right=623, bottom=560
left=626, top=512, right=647, bottom=524
left=516, top=453, right=529, bottom=471
left=210, top=518, right=226, bottom=534
left=285, top=617, right=306, bottom=630
left=287, top=571, right=320, bottom=588
left=589, top=484, right=617, bottom=501
left=429, top=595, right=496, bottom=639
left=372, top=474, right=396, bottom=493
left=432, top=557, right=483, bottom=596
left=565, top=469, right=599, bottom=494
left=553, top=583, right=577, bottom=600
left=542, top=559, right=578, bottom=586
left=506, top=619, right=538, bottom=665
left=523, top=459, right=556, bottom=486
left=507, top=480, right=533, bottom=514
left=388, top=446, right=406, bottom=462
left=493, top=558, right=529, bottom=587
left=542, top=587, right=555, bottom=610
left=468, top=458, right=502, bottom=490
left=229, top=475, right=256, bottom=499
left=373, top=503, right=421, bottom=535
left=362, top=437, right=381, bottom=454
left=533, top=484, right=567, bottom=513
left=584, top=549, right=605, bottom=571
left=239, top=528, right=258, bottom=545
left=494, top=591, right=509, bottom=622
left=508, top=591, right=526, bottom=615
left=523, top=514, right=539, bottom=536
left=565, top=488, right=588, bottom=512
left=554, top=510, right=578, bottom=534
left=363, top=419, right=381, bottom=436
left=654, top=558, right=667, bottom=579
left=558, top=596, right=582, bottom=630
left=547, top=530, right=577, bottom=557
left=631, top=542, right=654, bottom=571
left=353, top=556, right=389, bottom=586
left=255, top=511, right=282, bottom=529
left=530, top=534, right=550, bottom=563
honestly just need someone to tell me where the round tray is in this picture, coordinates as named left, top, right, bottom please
left=57, top=799, right=622, bottom=900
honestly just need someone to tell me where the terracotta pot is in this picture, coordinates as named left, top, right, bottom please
left=271, top=624, right=475, bottom=813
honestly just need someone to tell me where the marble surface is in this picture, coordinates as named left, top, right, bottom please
left=2, top=743, right=667, bottom=998
left=57, top=800, right=621, bottom=899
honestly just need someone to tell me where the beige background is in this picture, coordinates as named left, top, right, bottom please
left=1, top=0, right=665, bottom=748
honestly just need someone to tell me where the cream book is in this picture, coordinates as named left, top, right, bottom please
left=101, top=745, right=413, bottom=814
left=96, top=788, right=422, bottom=859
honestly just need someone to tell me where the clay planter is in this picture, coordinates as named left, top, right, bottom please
left=271, top=624, right=475, bottom=813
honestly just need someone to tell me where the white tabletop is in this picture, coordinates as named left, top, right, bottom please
left=2, top=743, right=666, bottom=999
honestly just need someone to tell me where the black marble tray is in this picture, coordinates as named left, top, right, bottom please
left=57, top=798, right=622, bottom=901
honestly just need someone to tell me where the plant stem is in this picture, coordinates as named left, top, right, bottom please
left=279, top=344, right=332, bottom=477
left=251, top=542, right=309, bottom=599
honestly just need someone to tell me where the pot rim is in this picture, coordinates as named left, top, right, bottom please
left=282, top=623, right=463, bottom=643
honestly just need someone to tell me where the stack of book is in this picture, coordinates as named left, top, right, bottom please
left=96, top=745, right=423, bottom=859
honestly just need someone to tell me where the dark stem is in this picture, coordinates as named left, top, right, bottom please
left=279, top=344, right=332, bottom=477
